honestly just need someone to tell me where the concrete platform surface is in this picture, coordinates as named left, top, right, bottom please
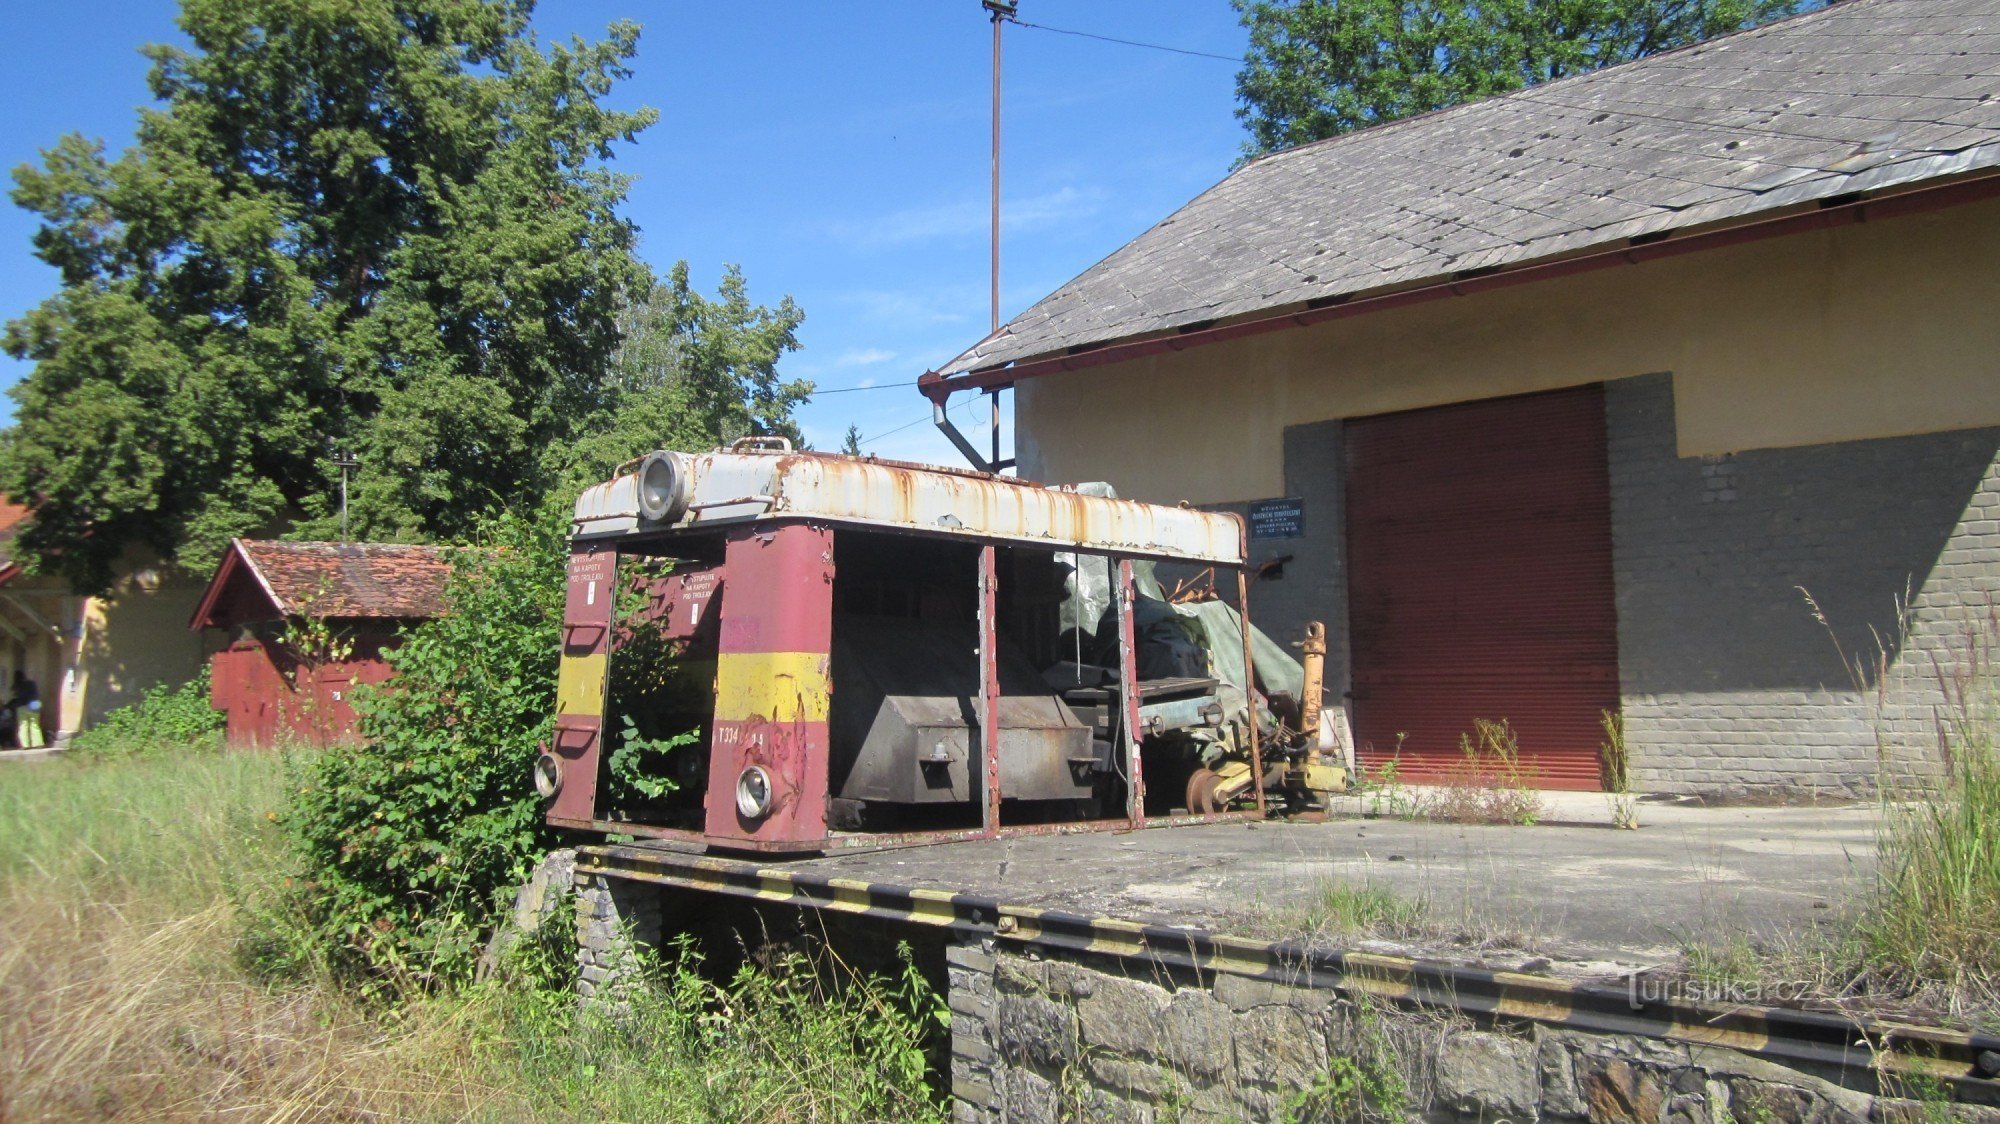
left=776, top=801, right=1881, bottom=969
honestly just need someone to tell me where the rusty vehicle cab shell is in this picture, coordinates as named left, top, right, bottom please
left=541, top=441, right=1252, bottom=855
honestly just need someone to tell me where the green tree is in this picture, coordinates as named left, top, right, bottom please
left=1, top=0, right=657, bottom=592
left=841, top=423, right=864, bottom=456
left=1235, top=0, right=1826, bottom=155
left=551, top=262, right=810, bottom=490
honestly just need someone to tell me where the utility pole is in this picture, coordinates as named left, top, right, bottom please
left=983, top=0, right=1017, bottom=473
left=985, top=0, right=1015, bottom=337
left=330, top=451, right=359, bottom=541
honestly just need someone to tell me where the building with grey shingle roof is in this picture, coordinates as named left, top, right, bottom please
left=923, top=0, right=2000, bottom=799
left=938, top=0, right=2000, bottom=380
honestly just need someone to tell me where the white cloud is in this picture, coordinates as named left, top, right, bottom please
left=834, top=347, right=897, bottom=368
left=826, top=185, right=1108, bottom=250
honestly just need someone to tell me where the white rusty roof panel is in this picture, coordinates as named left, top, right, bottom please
left=572, top=451, right=1247, bottom=566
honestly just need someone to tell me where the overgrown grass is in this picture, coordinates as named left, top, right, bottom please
left=1863, top=608, right=2000, bottom=1011
left=1667, top=600, right=2000, bottom=1024
left=1296, top=880, right=1430, bottom=941
left=0, top=749, right=947, bottom=1121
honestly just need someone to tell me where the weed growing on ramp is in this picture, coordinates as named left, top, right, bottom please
left=1421, top=718, right=1547, bottom=826
left=1298, top=880, right=1430, bottom=942
left=1865, top=605, right=2000, bottom=1010
left=1600, top=709, right=1639, bottom=829
left=490, top=923, right=948, bottom=1122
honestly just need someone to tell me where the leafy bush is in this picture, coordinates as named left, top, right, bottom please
left=68, top=667, right=225, bottom=758
left=271, top=504, right=569, bottom=991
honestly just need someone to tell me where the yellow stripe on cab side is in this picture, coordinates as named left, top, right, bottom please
left=556, top=652, right=607, bottom=716
left=714, top=651, right=831, bottom=723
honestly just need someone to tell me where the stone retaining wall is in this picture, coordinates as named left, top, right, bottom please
left=566, top=872, right=1993, bottom=1123
left=947, top=940, right=1988, bottom=1124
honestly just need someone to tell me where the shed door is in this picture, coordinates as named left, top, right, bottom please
left=1345, top=385, right=1619, bottom=791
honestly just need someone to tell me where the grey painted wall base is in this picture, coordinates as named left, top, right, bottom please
left=1606, top=375, right=2000, bottom=797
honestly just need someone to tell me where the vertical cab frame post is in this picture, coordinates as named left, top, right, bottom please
left=1116, top=558, right=1147, bottom=824
left=978, top=543, right=1002, bottom=836
left=1237, top=568, right=1268, bottom=816
left=548, top=545, right=617, bottom=823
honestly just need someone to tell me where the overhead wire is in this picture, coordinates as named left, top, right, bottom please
left=808, top=378, right=923, bottom=395
left=1007, top=18, right=1240, bottom=64
left=855, top=389, right=994, bottom=450
left=828, top=14, right=1233, bottom=453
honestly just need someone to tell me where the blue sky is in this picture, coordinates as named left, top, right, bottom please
left=0, top=2, right=1252, bottom=466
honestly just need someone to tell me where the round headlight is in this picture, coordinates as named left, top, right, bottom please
left=533, top=753, right=563, bottom=799
left=636, top=450, right=690, bottom=524
left=735, top=764, right=774, bottom=820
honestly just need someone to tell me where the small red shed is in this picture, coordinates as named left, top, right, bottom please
left=189, top=540, right=451, bottom=748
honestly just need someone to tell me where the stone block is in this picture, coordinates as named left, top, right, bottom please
left=1075, top=1082, right=1157, bottom=1124
left=1042, top=960, right=1100, bottom=1001
left=1725, top=1077, right=1868, bottom=1124
left=1213, top=972, right=1334, bottom=1014
left=1001, top=1067, right=1059, bottom=1123
left=1235, top=1004, right=1328, bottom=1091
left=1436, top=1030, right=1540, bottom=1121
left=1086, top=1051, right=1172, bottom=1100
left=953, top=1031, right=997, bottom=1067
left=1158, top=989, right=1235, bottom=1081
left=996, top=956, right=1048, bottom=996
left=948, top=942, right=996, bottom=975
left=1540, top=1032, right=1590, bottom=1119
left=1077, top=975, right=1170, bottom=1057
left=953, top=1070, right=994, bottom=1110
left=950, top=987, right=995, bottom=1020
left=1583, top=1057, right=1669, bottom=1124
left=997, top=993, right=1076, bottom=1070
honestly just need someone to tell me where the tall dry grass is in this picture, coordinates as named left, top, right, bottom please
left=0, top=750, right=509, bottom=1120
left=1865, top=605, right=2000, bottom=1012
left=0, top=750, right=947, bottom=1122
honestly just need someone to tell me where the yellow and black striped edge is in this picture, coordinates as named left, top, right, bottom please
left=577, top=844, right=2000, bottom=1090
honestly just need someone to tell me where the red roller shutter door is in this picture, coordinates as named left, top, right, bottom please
left=1346, top=385, right=1619, bottom=791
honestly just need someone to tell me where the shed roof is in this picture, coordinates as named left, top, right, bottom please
left=943, top=0, right=2000, bottom=375
left=0, top=502, right=26, bottom=587
left=190, top=540, right=452, bottom=630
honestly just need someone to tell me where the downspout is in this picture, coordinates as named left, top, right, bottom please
left=929, top=388, right=1016, bottom=474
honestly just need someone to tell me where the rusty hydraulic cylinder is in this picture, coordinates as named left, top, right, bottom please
left=1300, top=621, right=1327, bottom=751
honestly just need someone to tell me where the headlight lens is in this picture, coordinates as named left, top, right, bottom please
left=636, top=450, right=689, bottom=523
left=533, top=753, right=563, bottom=799
left=735, top=765, right=774, bottom=820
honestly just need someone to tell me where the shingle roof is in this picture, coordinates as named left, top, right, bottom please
left=943, top=0, right=2000, bottom=374
left=195, top=540, right=453, bottom=626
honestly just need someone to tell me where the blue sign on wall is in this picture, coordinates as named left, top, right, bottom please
left=1248, top=497, right=1304, bottom=540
